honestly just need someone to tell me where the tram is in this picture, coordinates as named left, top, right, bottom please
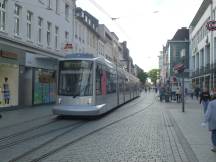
left=53, top=53, right=141, bottom=116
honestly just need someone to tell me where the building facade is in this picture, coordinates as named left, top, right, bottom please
left=190, top=0, right=216, bottom=90
left=0, top=0, right=76, bottom=108
left=162, top=27, right=190, bottom=85
left=74, top=7, right=104, bottom=56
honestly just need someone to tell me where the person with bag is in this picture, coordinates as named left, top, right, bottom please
left=204, top=93, right=216, bottom=152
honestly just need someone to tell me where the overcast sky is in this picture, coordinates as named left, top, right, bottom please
left=76, top=0, right=203, bottom=72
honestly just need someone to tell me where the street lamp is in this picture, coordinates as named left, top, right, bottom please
left=180, top=49, right=186, bottom=112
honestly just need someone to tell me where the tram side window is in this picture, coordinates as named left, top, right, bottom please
left=119, top=76, right=124, bottom=92
left=96, top=64, right=102, bottom=95
left=106, top=71, right=116, bottom=94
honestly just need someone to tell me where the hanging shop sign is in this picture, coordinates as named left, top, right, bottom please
left=0, top=50, right=18, bottom=60
left=206, top=21, right=216, bottom=31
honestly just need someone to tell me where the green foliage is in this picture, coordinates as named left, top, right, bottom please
left=147, top=69, right=160, bottom=85
left=137, top=70, right=148, bottom=85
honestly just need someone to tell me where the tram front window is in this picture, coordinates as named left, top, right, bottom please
left=59, top=60, right=93, bottom=97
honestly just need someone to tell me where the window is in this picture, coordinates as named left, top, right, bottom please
left=38, top=17, right=43, bottom=43
left=0, top=0, right=6, bottom=31
left=47, top=0, right=52, bottom=9
left=14, top=4, right=21, bottom=36
left=65, top=3, right=69, bottom=20
left=65, top=31, right=69, bottom=42
left=47, top=22, right=51, bottom=46
left=55, top=26, right=59, bottom=49
left=27, top=11, right=33, bottom=40
left=55, top=0, right=59, bottom=14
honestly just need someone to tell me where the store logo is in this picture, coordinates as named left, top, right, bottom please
left=206, top=21, right=216, bottom=31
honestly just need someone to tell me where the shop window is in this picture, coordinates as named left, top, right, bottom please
left=33, top=69, right=56, bottom=105
left=0, top=64, right=19, bottom=107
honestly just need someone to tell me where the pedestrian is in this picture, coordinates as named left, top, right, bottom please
left=176, top=87, right=180, bottom=103
left=200, top=88, right=211, bottom=114
left=159, top=86, right=165, bottom=102
left=204, top=93, right=216, bottom=152
left=195, top=87, right=200, bottom=100
left=189, top=88, right=194, bottom=99
left=0, top=114, right=2, bottom=118
left=155, top=86, right=158, bottom=94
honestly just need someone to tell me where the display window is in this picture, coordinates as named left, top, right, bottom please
left=33, top=69, right=56, bottom=105
left=0, top=63, right=19, bottom=107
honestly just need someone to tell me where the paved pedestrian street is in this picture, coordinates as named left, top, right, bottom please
left=0, top=93, right=216, bottom=162
left=43, top=94, right=190, bottom=162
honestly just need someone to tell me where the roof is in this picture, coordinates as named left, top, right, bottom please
left=171, top=28, right=189, bottom=41
left=190, top=0, right=212, bottom=29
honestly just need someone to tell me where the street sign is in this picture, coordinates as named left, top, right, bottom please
left=206, top=21, right=216, bottom=31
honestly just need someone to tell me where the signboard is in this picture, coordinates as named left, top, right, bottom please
left=206, top=21, right=216, bottom=31
left=63, top=43, right=73, bottom=54
left=0, top=50, right=17, bottom=60
left=64, top=43, right=73, bottom=49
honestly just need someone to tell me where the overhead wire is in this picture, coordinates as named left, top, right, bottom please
left=87, top=0, right=131, bottom=40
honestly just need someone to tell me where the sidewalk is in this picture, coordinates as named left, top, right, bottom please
left=164, top=96, right=216, bottom=162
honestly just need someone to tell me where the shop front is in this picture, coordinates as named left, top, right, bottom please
left=0, top=50, right=20, bottom=108
left=25, top=53, right=58, bottom=106
left=33, top=69, right=56, bottom=105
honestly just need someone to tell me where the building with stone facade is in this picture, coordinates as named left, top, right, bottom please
left=190, top=0, right=216, bottom=90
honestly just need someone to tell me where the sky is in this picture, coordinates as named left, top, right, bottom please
left=76, top=0, right=203, bottom=72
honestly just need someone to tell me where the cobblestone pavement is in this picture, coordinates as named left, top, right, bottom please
left=41, top=93, right=194, bottom=162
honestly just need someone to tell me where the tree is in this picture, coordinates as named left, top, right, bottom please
left=137, top=70, right=148, bottom=85
left=148, top=69, right=160, bottom=85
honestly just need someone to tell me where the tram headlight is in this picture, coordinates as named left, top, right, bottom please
left=58, top=98, right=62, bottom=104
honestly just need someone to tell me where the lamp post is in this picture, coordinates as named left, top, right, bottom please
left=181, top=49, right=186, bottom=112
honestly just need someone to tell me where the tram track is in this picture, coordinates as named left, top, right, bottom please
left=0, top=120, right=84, bottom=151
left=9, top=95, right=156, bottom=162
left=0, top=114, right=54, bottom=131
left=0, top=117, right=57, bottom=143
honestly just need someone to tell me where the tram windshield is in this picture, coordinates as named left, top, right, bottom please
left=58, top=60, right=93, bottom=97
